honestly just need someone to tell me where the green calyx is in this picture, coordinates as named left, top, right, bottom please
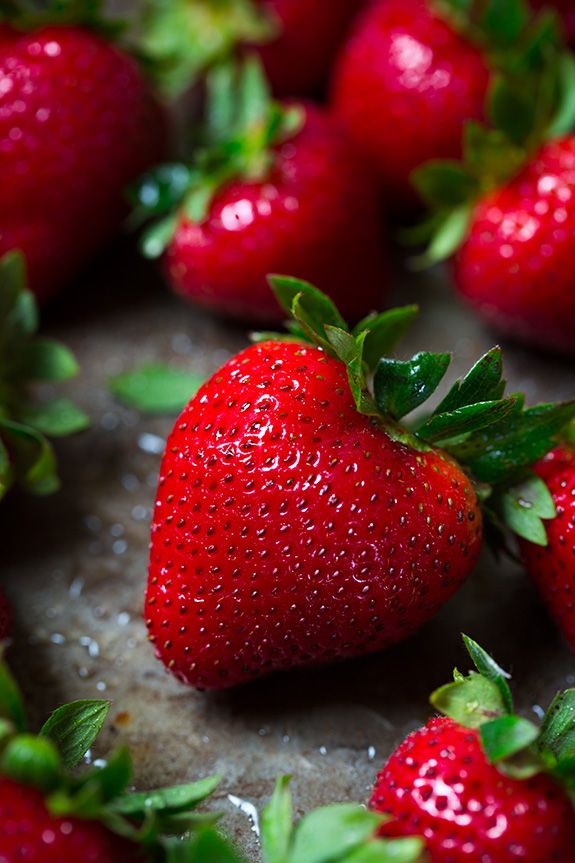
left=138, top=0, right=277, bottom=100
left=0, top=0, right=124, bottom=38
left=258, top=275, right=575, bottom=547
left=432, top=635, right=575, bottom=791
left=129, top=57, right=304, bottom=259
left=413, top=0, right=575, bottom=264
left=0, top=656, right=221, bottom=856
left=0, top=251, right=89, bottom=502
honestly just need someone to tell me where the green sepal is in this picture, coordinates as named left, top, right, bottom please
left=138, top=0, right=277, bottom=99
left=374, top=353, right=451, bottom=421
left=0, top=0, right=124, bottom=38
left=0, top=419, right=60, bottom=497
left=434, top=347, right=506, bottom=413
left=40, top=700, right=111, bottom=769
left=109, top=364, right=205, bottom=415
left=1, top=734, right=62, bottom=792
left=417, top=396, right=518, bottom=444
left=109, top=774, right=222, bottom=819
left=497, top=472, right=556, bottom=546
left=431, top=671, right=508, bottom=729
left=480, top=715, right=540, bottom=762
left=0, top=660, right=27, bottom=732
left=17, top=398, right=90, bottom=437
left=538, top=690, right=575, bottom=777
left=462, top=634, right=514, bottom=713
left=261, top=775, right=294, bottom=863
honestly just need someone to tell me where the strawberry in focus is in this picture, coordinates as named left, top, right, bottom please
left=331, top=0, right=489, bottom=209
left=371, top=636, right=575, bottom=862
left=132, top=60, right=386, bottom=323
left=145, top=277, right=575, bottom=689
left=0, top=4, right=165, bottom=301
left=520, top=443, right=575, bottom=651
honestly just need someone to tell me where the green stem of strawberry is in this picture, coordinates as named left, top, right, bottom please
left=259, top=275, right=575, bottom=549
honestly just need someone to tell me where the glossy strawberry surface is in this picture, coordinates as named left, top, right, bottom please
left=0, top=778, right=145, bottom=863
left=521, top=446, right=575, bottom=651
left=0, top=25, right=164, bottom=300
left=146, top=341, right=482, bottom=690
left=164, top=104, right=387, bottom=323
left=454, top=137, right=575, bottom=356
left=331, top=0, right=489, bottom=208
left=255, top=0, right=365, bottom=96
left=371, top=716, right=575, bottom=863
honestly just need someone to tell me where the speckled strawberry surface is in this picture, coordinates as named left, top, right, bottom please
left=164, top=104, right=387, bottom=323
left=0, top=778, right=145, bottom=863
left=370, top=716, right=575, bottom=863
left=0, top=25, right=164, bottom=301
left=331, top=0, right=489, bottom=208
left=255, top=0, right=365, bottom=96
left=146, top=341, right=482, bottom=690
left=521, top=446, right=575, bottom=651
left=454, top=137, right=575, bottom=356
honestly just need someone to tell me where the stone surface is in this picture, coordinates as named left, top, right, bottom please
left=2, top=245, right=574, bottom=855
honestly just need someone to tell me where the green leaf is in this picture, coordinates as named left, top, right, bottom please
left=546, top=53, right=575, bottom=138
left=237, top=54, right=271, bottom=130
left=268, top=276, right=347, bottom=340
left=40, top=700, right=111, bottom=769
left=418, top=397, right=517, bottom=444
left=487, top=76, right=537, bottom=145
left=324, top=327, right=375, bottom=415
left=411, top=160, right=478, bottom=208
left=431, top=672, right=508, bottom=729
left=463, top=635, right=513, bottom=714
left=164, top=828, right=245, bottom=863
left=463, top=122, right=526, bottom=188
left=538, top=689, right=575, bottom=766
left=110, top=364, right=205, bottom=415
left=499, top=473, right=556, bottom=545
left=345, top=837, right=425, bottom=863
left=127, top=163, right=192, bottom=228
left=435, top=347, right=505, bottom=413
left=288, top=804, right=383, bottom=863
left=415, top=206, right=473, bottom=265
left=353, top=306, right=419, bottom=373
left=0, top=661, right=27, bottom=732
left=55, top=746, right=133, bottom=816
left=480, top=0, right=529, bottom=46
left=111, top=774, right=221, bottom=817
left=480, top=715, right=539, bottom=763
left=20, top=339, right=79, bottom=381
left=18, top=398, right=90, bottom=437
left=261, top=776, right=293, bottom=863
left=0, top=420, right=59, bottom=496
left=374, top=352, right=451, bottom=420
left=140, top=214, right=179, bottom=259
left=1, top=734, right=61, bottom=792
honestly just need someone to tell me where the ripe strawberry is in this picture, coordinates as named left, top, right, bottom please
left=0, top=589, right=9, bottom=640
left=331, top=0, right=490, bottom=208
left=520, top=443, right=575, bottom=650
left=453, top=138, right=575, bottom=355
left=0, top=252, right=88, bottom=502
left=371, top=635, right=575, bottom=863
left=145, top=277, right=575, bottom=689
left=0, top=4, right=165, bottom=301
left=0, top=658, right=220, bottom=862
left=132, top=60, right=386, bottom=323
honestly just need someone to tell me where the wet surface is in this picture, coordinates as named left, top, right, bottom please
left=1, top=244, right=573, bottom=856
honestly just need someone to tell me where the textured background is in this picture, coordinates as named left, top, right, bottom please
left=2, top=244, right=573, bottom=855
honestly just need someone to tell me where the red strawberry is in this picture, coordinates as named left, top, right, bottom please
left=254, top=0, right=366, bottom=96
left=331, top=0, right=489, bottom=208
left=133, top=60, right=386, bottom=323
left=371, top=636, right=575, bottom=863
left=0, top=590, right=9, bottom=641
left=453, top=138, right=575, bottom=356
left=520, top=444, right=575, bottom=650
left=0, top=9, right=164, bottom=301
left=0, top=659, right=220, bottom=862
left=145, top=277, right=574, bottom=689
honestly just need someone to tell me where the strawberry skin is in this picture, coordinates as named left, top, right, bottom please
left=0, top=25, right=164, bottom=301
left=255, top=0, right=365, bottom=96
left=454, top=137, right=575, bottom=356
left=164, top=104, right=387, bottom=323
left=0, top=778, right=145, bottom=863
left=146, top=341, right=482, bottom=690
left=370, top=716, right=575, bottom=863
left=520, top=446, right=575, bottom=650
left=331, top=0, right=489, bottom=208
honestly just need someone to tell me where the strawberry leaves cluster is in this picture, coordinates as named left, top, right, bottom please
left=0, top=0, right=123, bottom=37
left=413, top=0, right=575, bottom=262
left=0, top=658, right=221, bottom=860
left=264, top=275, right=575, bottom=546
left=433, top=635, right=575, bottom=789
left=129, top=57, right=303, bottom=258
left=0, top=251, right=89, bottom=501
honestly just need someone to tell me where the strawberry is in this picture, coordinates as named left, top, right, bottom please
left=331, top=0, right=490, bottom=208
left=131, top=59, right=386, bottom=323
left=371, top=635, right=575, bottom=863
left=145, top=276, right=575, bottom=689
left=0, top=1, right=165, bottom=301
left=0, top=590, right=9, bottom=640
left=520, top=442, right=575, bottom=650
left=0, top=251, right=88, bottom=502
left=139, top=0, right=364, bottom=99
left=0, top=658, right=220, bottom=862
